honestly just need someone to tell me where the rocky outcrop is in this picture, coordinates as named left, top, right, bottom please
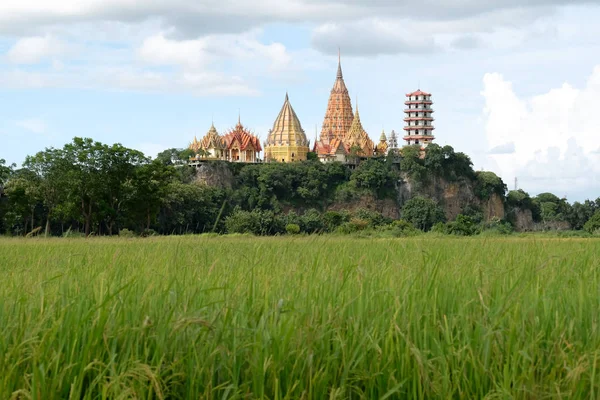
left=327, top=195, right=400, bottom=220
left=193, top=162, right=235, bottom=189
left=506, top=208, right=534, bottom=231
left=397, top=174, right=505, bottom=222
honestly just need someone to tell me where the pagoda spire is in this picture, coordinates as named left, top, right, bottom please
left=337, top=48, right=343, bottom=79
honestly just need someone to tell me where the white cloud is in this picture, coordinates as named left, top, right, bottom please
left=15, top=118, right=47, bottom=134
left=138, top=31, right=291, bottom=72
left=7, top=35, right=68, bottom=64
left=482, top=66, right=600, bottom=196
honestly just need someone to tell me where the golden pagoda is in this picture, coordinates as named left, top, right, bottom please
left=375, top=130, right=388, bottom=156
left=265, top=93, right=309, bottom=162
left=345, top=102, right=374, bottom=157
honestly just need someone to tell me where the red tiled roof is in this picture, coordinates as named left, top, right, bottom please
left=406, top=89, right=431, bottom=97
left=223, top=122, right=262, bottom=152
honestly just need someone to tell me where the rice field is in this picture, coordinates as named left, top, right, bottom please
left=1, top=235, right=600, bottom=399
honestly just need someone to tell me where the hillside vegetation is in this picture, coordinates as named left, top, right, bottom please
left=1, top=138, right=600, bottom=237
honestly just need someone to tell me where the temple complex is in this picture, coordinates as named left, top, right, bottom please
left=403, top=90, right=435, bottom=149
left=189, top=118, right=262, bottom=163
left=314, top=52, right=376, bottom=162
left=264, top=93, right=310, bottom=162
left=186, top=55, right=440, bottom=165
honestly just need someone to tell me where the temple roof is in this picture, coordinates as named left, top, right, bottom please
left=406, top=89, right=431, bottom=97
left=200, top=123, right=226, bottom=150
left=266, top=93, right=309, bottom=147
left=346, top=103, right=374, bottom=156
left=379, top=129, right=387, bottom=142
left=223, top=121, right=262, bottom=152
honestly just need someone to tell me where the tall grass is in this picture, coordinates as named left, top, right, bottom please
left=1, top=236, right=599, bottom=399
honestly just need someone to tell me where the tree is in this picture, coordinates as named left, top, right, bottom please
left=584, top=211, right=600, bottom=234
left=350, top=158, right=395, bottom=198
left=475, top=171, right=507, bottom=200
left=401, top=196, right=446, bottom=231
left=0, top=159, right=14, bottom=188
left=570, top=200, right=598, bottom=230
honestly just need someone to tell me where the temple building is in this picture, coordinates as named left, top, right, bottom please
left=189, top=118, right=262, bottom=163
left=403, top=90, right=435, bottom=148
left=190, top=123, right=226, bottom=160
left=375, top=130, right=388, bottom=156
left=314, top=52, right=377, bottom=162
left=345, top=103, right=374, bottom=157
left=264, top=93, right=310, bottom=162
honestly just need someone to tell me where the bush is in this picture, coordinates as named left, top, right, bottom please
left=402, top=196, right=446, bottom=231
left=225, top=208, right=284, bottom=236
left=119, top=228, right=137, bottom=238
left=483, top=217, right=513, bottom=235
left=446, top=214, right=478, bottom=236
left=141, top=229, right=157, bottom=237
left=387, top=219, right=420, bottom=237
left=584, top=211, right=600, bottom=234
left=337, top=218, right=370, bottom=234
left=285, top=223, right=301, bottom=235
left=323, top=210, right=350, bottom=232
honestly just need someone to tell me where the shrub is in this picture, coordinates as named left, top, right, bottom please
left=483, top=217, right=513, bottom=235
left=285, top=223, right=301, bottom=235
left=119, top=228, right=137, bottom=238
left=584, top=211, right=600, bottom=234
left=446, top=214, right=478, bottom=236
left=388, top=219, right=420, bottom=237
left=337, top=218, right=370, bottom=234
left=402, top=196, right=446, bottom=231
left=323, top=210, right=350, bottom=232
left=141, top=229, right=157, bottom=237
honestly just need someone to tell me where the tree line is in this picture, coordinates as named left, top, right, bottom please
left=1, top=138, right=600, bottom=237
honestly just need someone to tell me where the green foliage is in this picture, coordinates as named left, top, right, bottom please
left=569, top=199, right=599, bottom=230
left=285, top=223, right=301, bottom=235
left=234, top=161, right=349, bottom=211
left=584, top=211, right=600, bottom=234
left=118, top=228, right=137, bottom=238
left=401, top=196, right=446, bottom=231
left=483, top=217, right=514, bottom=235
left=446, top=214, right=479, bottom=236
left=225, top=208, right=284, bottom=236
left=533, top=192, right=572, bottom=225
left=322, top=210, right=350, bottom=232
left=475, top=171, right=507, bottom=200
left=349, top=158, right=396, bottom=198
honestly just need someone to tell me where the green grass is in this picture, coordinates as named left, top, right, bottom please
left=1, top=236, right=600, bottom=399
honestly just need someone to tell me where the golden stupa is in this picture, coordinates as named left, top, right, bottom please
left=346, top=102, right=374, bottom=157
left=264, top=93, right=309, bottom=162
left=375, top=129, right=388, bottom=155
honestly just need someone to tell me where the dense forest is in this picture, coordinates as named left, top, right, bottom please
left=1, top=137, right=600, bottom=237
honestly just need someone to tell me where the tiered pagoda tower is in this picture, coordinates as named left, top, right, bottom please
left=319, top=51, right=354, bottom=143
left=264, top=93, right=309, bottom=162
left=403, top=90, right=435, bottom=148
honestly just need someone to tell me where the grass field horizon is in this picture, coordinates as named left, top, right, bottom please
left=2, top=235, right=600, bottom=399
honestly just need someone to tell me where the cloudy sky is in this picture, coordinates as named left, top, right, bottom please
left=1, top=0, right=599, bottom=200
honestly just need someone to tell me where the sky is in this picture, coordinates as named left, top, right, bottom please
left=0, top=0, right=599, bottom=201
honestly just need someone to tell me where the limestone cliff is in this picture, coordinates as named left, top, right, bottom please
left=397, top=174, right=505, bottom=222
left=193, top=162, right=235, bottom=190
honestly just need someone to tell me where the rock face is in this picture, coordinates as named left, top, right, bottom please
left=193, top=162, right=235, bottom=189
left=397, top=175, right=505, bottom=222
left=506, top=208, right=534, bottom=231
left=328, top=195, right=400, bottom=220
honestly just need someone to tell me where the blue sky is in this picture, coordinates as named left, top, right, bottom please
left=0, top=1, right=599, bottom=201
